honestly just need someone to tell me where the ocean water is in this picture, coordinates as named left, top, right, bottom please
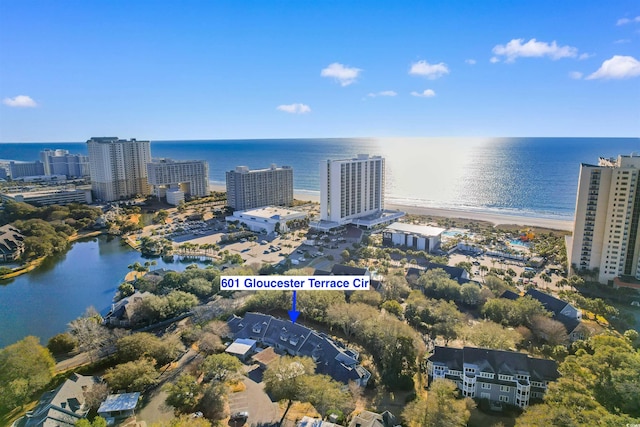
left=1, top=137, right=638, bottom=219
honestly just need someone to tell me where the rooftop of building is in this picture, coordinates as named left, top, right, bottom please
left=385, top=222, right=446, bottom=236
left=234, top=206, right=305, bottom=220
left=231, top=164, right=292, bottom=173
left=150, top=158, right=207, bottom=164
left=97, top=392, right=140, bottom=413
left=326, top=154, right=383, bottom=163
left=2, top=186, right=91, bottom=197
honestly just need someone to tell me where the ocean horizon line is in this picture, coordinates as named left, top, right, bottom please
left=1, top=136, right=638, bottom=144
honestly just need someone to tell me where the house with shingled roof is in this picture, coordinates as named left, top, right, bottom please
left=227, top=312, right=371, bottom=386
left=22, top=373, right=101, bottom=427
left=0, top=224, right=24, bottom=262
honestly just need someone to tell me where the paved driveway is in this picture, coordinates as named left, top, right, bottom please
left=228, top=370, right=279, bottom=427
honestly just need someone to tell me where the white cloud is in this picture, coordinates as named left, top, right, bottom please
left=578, top=53, right=593, bottom=60
left=490, top=56, right=500, bottom=63
left=276, top=103, right=311, bottom=114
left=409, top=60, right=449, bottom=79
left=3, top=95, right=37, bottom=108
left=569, top=71, right=583, bottom=80
left=492, top=38, right=578, bottom=62
left=616, top=16, right=640, bottom=26
left=465, top=59, right=477, bottom=65
left=367, top=90, right=397, bottom=98
left=411, top=89, right=436, bottom=98
left=320, top=63, right=362, bottom=86
left=586, top=55, right=640, bottom=80
left=614, top=39, right=631, bottom=44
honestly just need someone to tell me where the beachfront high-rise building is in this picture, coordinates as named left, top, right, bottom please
left=568, top=154, right=640, bottom=286
left=40, top=149, right=90, bottom=178
left=87, top=137, right=151, bottom=202
left=226, top=164, right=293, bottom=210
left=8, top=161, right=45, bottom=179
left=147, top=159, right=210, bottom=200
left=320, top=154, right=385, bottom=224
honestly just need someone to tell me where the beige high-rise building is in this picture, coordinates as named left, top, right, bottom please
left=147, top=159, right=209, bottom=199
left=87, top=137, right=151, bottom=202
left=568, top=154, right=640, bottom=285
left=320, top=154, right=385, bottom=224
left=226, top=164, right=293, bottom=210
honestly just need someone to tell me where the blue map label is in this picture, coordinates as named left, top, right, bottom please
left=220, top=275, right=370, bottom=291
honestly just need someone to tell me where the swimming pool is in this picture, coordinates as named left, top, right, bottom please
left=509, top=239, right=530, bottom=247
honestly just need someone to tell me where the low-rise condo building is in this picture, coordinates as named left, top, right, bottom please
left=427, top=346, right=559, bottom=409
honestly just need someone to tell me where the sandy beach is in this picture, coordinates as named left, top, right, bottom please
left=210, top=183, right=573, bottom=231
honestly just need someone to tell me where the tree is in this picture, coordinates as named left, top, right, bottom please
left=517, top=334, right=640, bottom=425
left=150, top=415, right=212, bottom=427
left=200, top=353, right=243, bottom=382
left=197, top=333, right=223, bottom=355
left=165, top=374, right=201, bottom=413
left=76, top=417, right=108, bottom=427
left=459, top=283, right=482, bottom=306
left=197, top=382, right=228, bottom=420
left=349, top=290, right=382, bottom=306
left=418, top=268, right=461, bottom=301
left=103, top=358, right=158, bottom=392
left=458, top=321, right=522, bottom=350
left=83, top=382, right=110, bottom=411
left=483, top=275, right=510, bottom=296
left=118, top=282, right=135, bottom=298
left=402, top=379, right=474, bottom=427
left=0, top=336, right=55, bottom=411
left=382, top=300, right=404, bottom=318
left=529, top=316, right=569, bottom=346
left=68, top=307, right=111, bottom=362
left=116, top=333, right=182, bottom=367
left=47, top=332, right=78, bottom=355
left=297, top=290, right=346, bottom=322
left=264, top=356, right=316, bottom=423
left=300, top=374, right=354, bottom=418
left=384, top=275, right=411, bottom=301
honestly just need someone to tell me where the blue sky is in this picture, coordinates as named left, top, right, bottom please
left=1, top=0, right=639, bottom=141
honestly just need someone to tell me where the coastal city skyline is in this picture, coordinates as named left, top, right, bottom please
left=1, top=1, right=640, bottom=142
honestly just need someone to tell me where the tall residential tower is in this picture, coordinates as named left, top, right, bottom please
left=226, top=164, right=293, bottom=210
left=87, top=137, right=151, bottom=202
left=320, top=154, right=385, bottom=224
left=147, top=159, right=210, bottom=200
left=568, top=154, right=640, bottom=285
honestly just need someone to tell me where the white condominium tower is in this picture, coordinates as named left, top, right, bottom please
left=568, top=154, right=640, bottom=285
left=320, top=154, right=385, bottom=224
left=147, top=159, right=210, bottom=198
left=226, top=164, right=293, bottom=210
left=87, top=137, right=152, bottom=202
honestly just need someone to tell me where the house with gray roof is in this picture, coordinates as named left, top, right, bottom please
left=500, top=289, right=586, bottom=342
left=227, top=312, right=371, bottom=386
left=349, top=410, right=400, bottom=427
left=103, top=291, right=151, bottom=327
left=21, top=373, right=100, bottom=427
left=0, top=224, right=24, bottom=262
left=427, top=346, right=559, bottom=409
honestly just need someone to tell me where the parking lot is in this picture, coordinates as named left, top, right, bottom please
left=227, top=373, right=278, bottom=426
